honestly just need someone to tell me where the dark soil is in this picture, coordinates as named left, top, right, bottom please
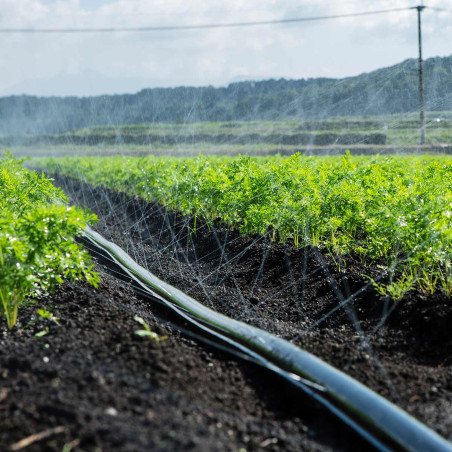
left=1, top=275, right=369, bottom=452
left=1, top=175, right=452, bottom=451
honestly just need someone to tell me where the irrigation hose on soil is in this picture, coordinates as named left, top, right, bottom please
left=83, top=226, right=452, bottom=452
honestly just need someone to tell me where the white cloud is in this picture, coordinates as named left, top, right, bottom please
left=0, top=0, right=450, bottom=95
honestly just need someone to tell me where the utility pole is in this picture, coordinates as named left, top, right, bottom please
left=414, top=3, right=426, bottom=145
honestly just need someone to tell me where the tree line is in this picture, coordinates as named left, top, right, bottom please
left=0, top=55, right=450, bottom=135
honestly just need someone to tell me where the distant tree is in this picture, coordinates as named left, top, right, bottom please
left=0, top=55, right=450, bottom=135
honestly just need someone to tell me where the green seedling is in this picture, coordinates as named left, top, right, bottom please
left=37, top=308, right=60, bottom=325
left=438, top=262, right=452, bottom=298
left=372, top=271, right=417, bottom=302
left=133, top=315, right=167, bottom=342
left=417, top=269, right=438, bottom=296
left=35, top=327, right=49, bottom=338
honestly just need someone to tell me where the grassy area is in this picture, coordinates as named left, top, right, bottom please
left=39, top=153, right=452, bottom=301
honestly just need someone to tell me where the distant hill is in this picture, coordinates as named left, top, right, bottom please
left=0, top=55, right=451, bottom=135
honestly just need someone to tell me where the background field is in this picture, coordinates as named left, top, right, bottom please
left=7, top=111, right=452, bottom=159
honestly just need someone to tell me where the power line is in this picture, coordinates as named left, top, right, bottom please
left=428, top=6, right=452, bottom=13
left=0, top=7, right=414, bottom=33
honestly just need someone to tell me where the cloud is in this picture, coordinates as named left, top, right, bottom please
left=0, top=0, right=450, bottom=95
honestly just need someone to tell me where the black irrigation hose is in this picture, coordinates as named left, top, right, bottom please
left=83, top=226, right=452, bottom=452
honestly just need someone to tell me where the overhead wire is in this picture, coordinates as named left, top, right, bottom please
left=0, top=7, right=415, bottom=33
left=428, top=6, right=452, bottom=13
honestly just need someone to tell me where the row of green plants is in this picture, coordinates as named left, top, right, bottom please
left=40, top=153, right=452, bottom=300
left=40, top=115, right=452, bottom=146
left=0, top=152, right=98, bottom=329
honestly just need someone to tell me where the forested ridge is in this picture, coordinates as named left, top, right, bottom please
left=1, top=55, right=451, bottom=135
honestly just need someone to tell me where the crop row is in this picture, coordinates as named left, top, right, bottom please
left=40, top=153, right=452, bottom=300
left=0, top=152, right=98, bottom=329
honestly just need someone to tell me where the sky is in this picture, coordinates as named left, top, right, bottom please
left=0, top=0, right=451, bottom=96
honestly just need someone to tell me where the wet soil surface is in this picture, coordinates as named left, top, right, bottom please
left=1, top=276, right=365, bottom=452
left=1, top=175, right=452, bottom=451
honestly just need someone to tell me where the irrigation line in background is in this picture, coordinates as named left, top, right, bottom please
left=83, top=225, right=452, bottom=452
left=0, top=7, right=415, bottom=33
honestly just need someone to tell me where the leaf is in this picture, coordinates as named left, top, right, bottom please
left=134, top=329, right=167, bottom=342
left=34, top=328, right=49, bottom=338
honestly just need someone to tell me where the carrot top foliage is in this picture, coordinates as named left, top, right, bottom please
left=0, top=152, right=98, bottom=329
left=41, top=153, right=452, bottom=300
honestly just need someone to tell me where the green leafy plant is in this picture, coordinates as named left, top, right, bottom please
left=34, top=327, right=50, bottom=338
left=37, top=308, right=60, bottom=324
left=372, top=271, right=417, bottom=302
left=417, top=268, right=439, bottom=296
left=133, top=315, right=167, bottom=342
left=39, top=153, right=452, bottom=298
left=438, top=262, right=452, bottom=298
left=0, top=152, right=99, bottom=329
